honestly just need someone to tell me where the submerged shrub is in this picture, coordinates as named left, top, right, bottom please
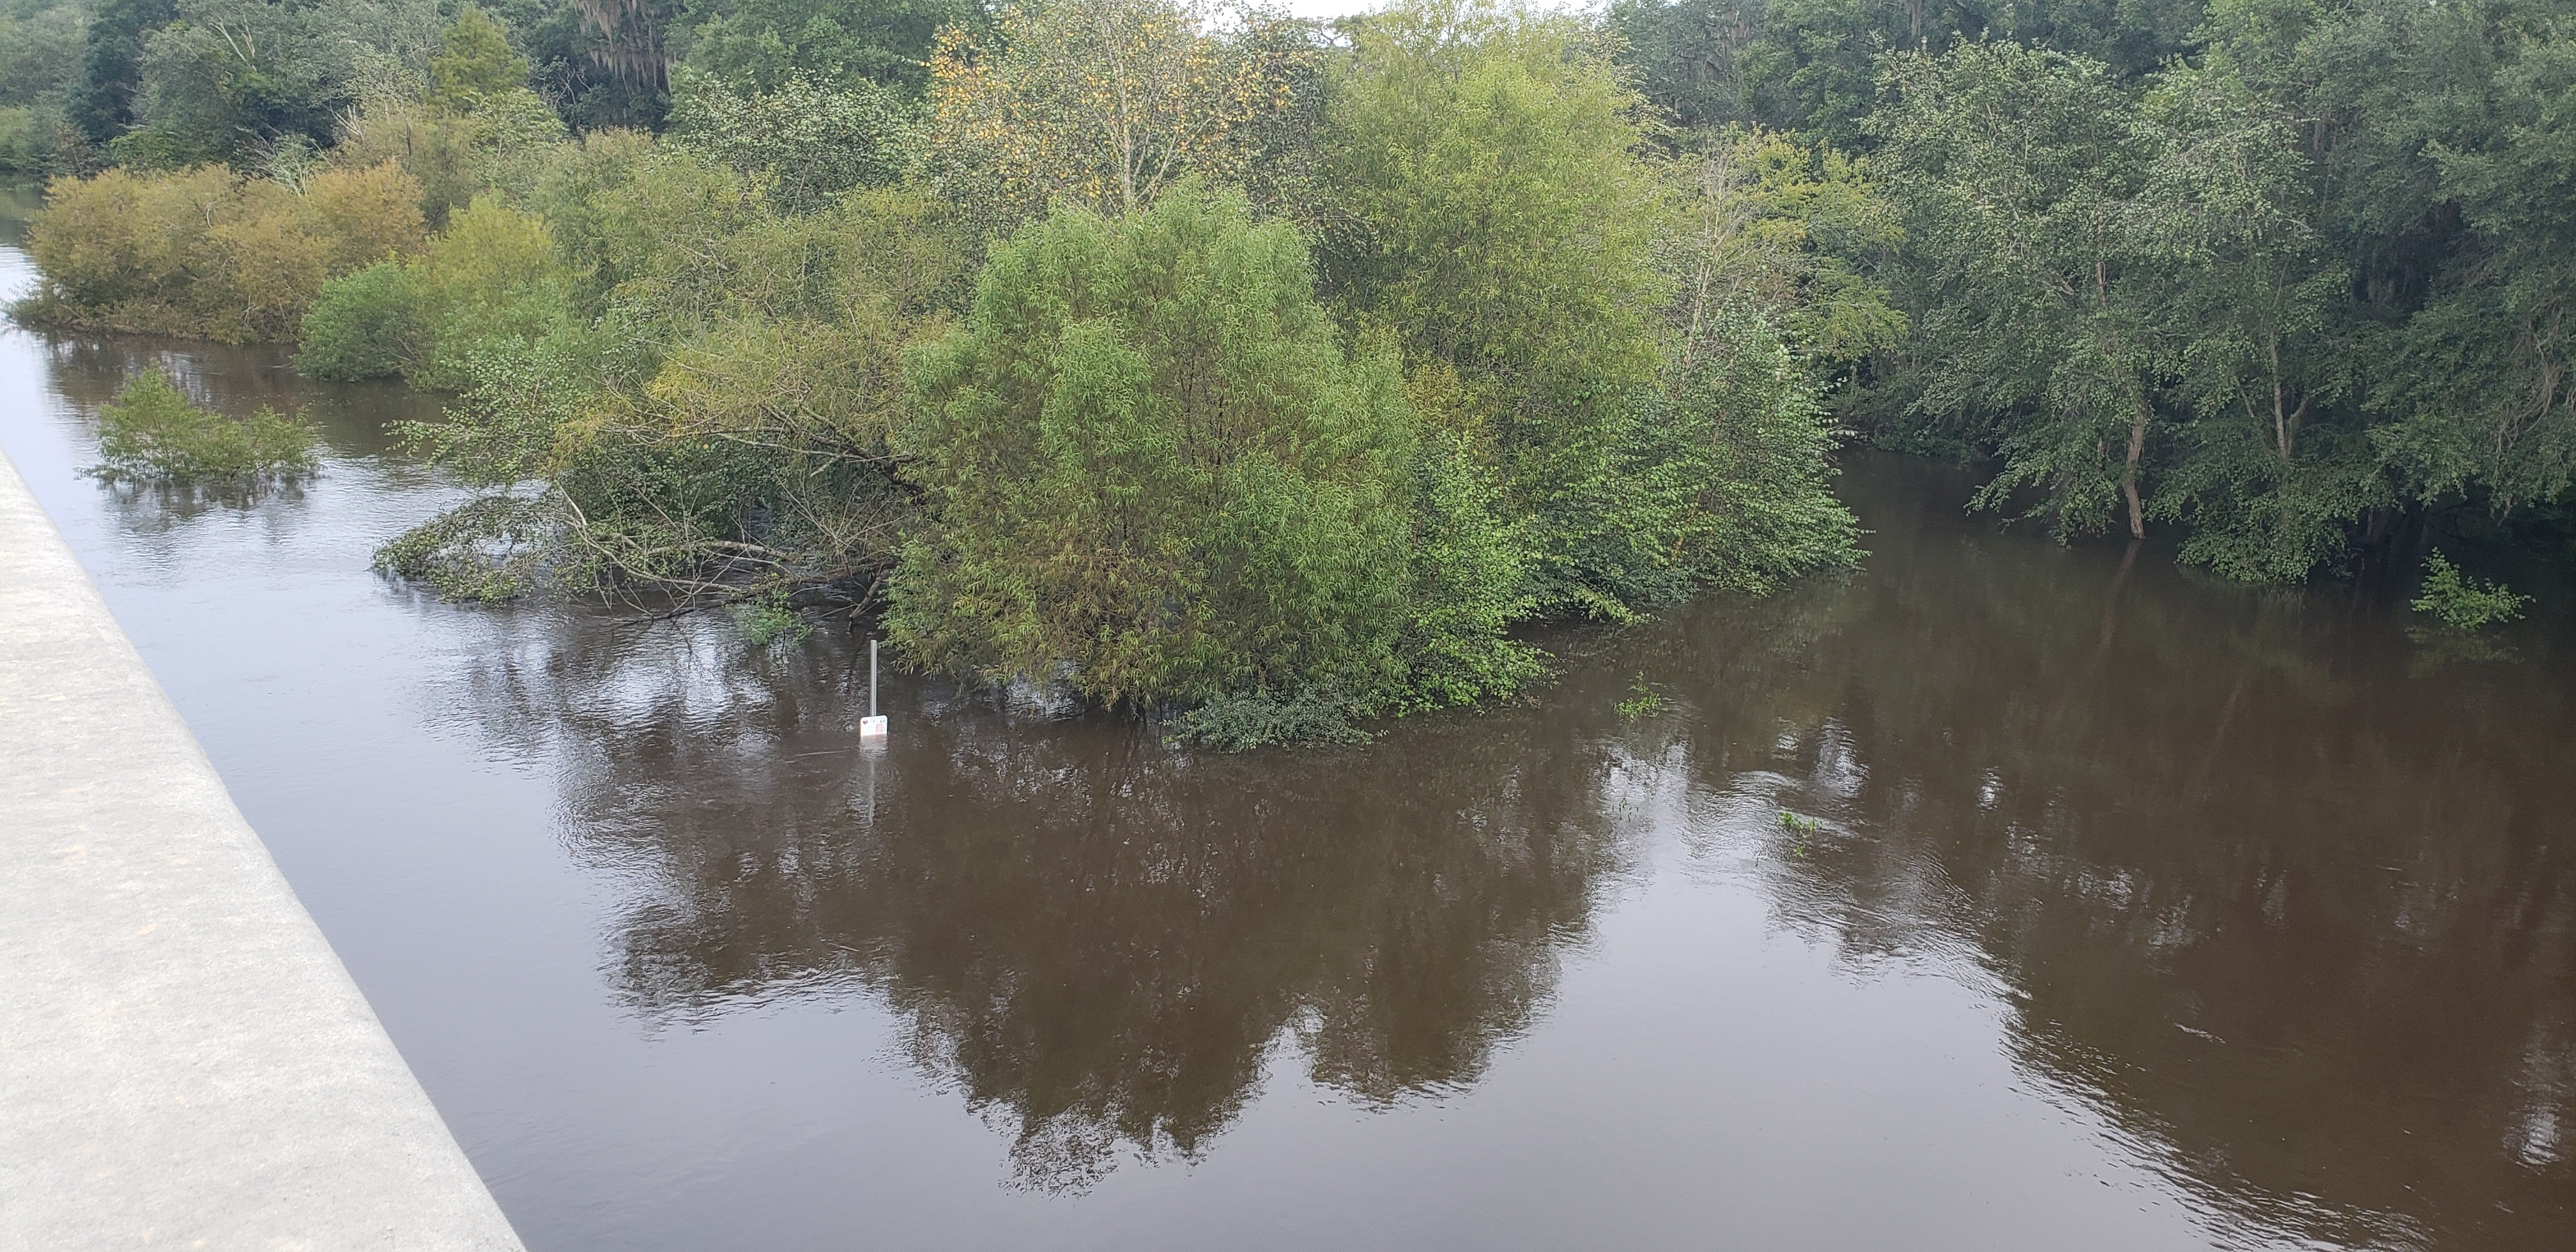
left=736, top=597, right=815, bottom=648
left=87, top=371, right=318, bottom=486
left=374, top=494, right=567, bottom=602
left=1169, top=685, right=1376, bottom=751
left=2411, top=551, right=2529, bottom=632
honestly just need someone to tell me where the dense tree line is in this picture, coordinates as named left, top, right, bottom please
left=6, top=0, right=1864, bottom=743
left=1615, top=0, right=2576, bottom=583
left=13, top=1, right=2575, bottom=593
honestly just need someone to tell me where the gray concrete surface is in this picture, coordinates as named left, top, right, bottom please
left=0, top=450, right=523, bottom=1251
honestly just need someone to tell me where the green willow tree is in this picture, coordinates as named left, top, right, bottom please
left=1869, top=42, right=2172, bottom=541
left=1320, top=0, right=1673, bottom=609
left=891, top=184, right=1531, bottom=714
left=2132, top=62, right=2372, bottom=580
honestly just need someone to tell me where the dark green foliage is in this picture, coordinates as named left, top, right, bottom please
left=69, top=0, right=171, bottom=144
left=2411, top=551, right=2530, bottom=631
left=664, top=68, right=912, bottom=211
left=88, top=369, right=318, bottom=485
left=1609, top=0, right=2204, bottom=142
left=1607, top=0, right=2576, bottom=586
left=891, top=185, right=1435, bottom=710
left=674, top=0, right=970, bottom=96
left=296, top=261, right=422, bottom=381
left=1167, top=685, right=1377, bottom=751
left=485, top=0, right=673, bottom=130
left=109, top=0, right=443, bottom=169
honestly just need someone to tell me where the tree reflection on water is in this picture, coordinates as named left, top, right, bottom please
left=456, top=613, right=1642, bottom=1191
left=1654, top=457, right=2576, bottom=1248
left=450, top=454, right=2571, bottom=1242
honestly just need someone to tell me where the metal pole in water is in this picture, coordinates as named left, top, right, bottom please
left=861, top=637, right=888, bottom=741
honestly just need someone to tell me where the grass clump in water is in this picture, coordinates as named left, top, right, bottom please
left=88, top=371, right=318, bottom=487
left=1616, top=673, right=1670, bottom=721
left=2411, top=551, right=2529, bottom=631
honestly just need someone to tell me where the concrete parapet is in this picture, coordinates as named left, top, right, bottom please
left=0, top=450, right=524, bottom=1251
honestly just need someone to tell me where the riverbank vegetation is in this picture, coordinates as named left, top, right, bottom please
left=1611, top=0, right=2576, bottom=591
left=13, top=0, right=2567, bottom=731
left=7, top=0, right=1870, bottom=738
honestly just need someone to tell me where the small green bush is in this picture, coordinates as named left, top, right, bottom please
left=1616, top=674, right=1669, bottom=721
left=297, top=261, right=422, bottom=381
left=736, top=599, right=814, bottom=648
left=1169, top=686, right=1376, bottom=751
left=88, top=372, right=319, bottom=486
left=2411, top=551, right=2529, bottom=631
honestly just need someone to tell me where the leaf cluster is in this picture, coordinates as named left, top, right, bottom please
left=86, top=369, right=319, bottom=485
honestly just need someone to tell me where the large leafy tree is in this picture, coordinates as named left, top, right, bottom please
left=112, top=0, right=443, bottom=167
left=672, top=0, right=969, bottom=95
left=1319, top=0, right=1667, bottom=599
left=2322, top=0, right=2576, bottom=523
left=1609, top=0, right=2205, bottom=143
left=2132, top=61, right=2373, bottom=580
left=70, top=0, right=176, bottom=144
left=920, top=0, right=1314, bottom=232
left=1869, top=42, right=2172, bottom=539
left=893, top=185, right=1453, bottom=709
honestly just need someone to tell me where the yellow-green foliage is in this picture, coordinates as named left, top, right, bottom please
left=88, top=371, right=318, bottom=486
left=921, top=0, right=1314, bottom=230
left=1664, top=127, right=1905, bottom=370
left=302, top=190, right=577, bottom=387
left=408, top=197, right=571, bottom=388
left=19, top=162, right=427, bottom=342
left=634, top=188, right=968, bottom=457
left=1322, top=0, right=1667, bottom=478
left=381, top=171, right=968, bottom=604
left=2411, top=551, right=2530, bottom=632
left=429, top=6, right=533, bottom=109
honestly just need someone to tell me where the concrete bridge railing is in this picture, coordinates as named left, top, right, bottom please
left=0, top=449, right=525, bottom=1251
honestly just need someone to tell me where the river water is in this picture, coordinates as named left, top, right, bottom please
left=4, top=211, right=2573, bottom=1249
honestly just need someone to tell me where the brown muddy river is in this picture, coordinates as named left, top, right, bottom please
left=4, top=213, right=2573, bottom=1248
